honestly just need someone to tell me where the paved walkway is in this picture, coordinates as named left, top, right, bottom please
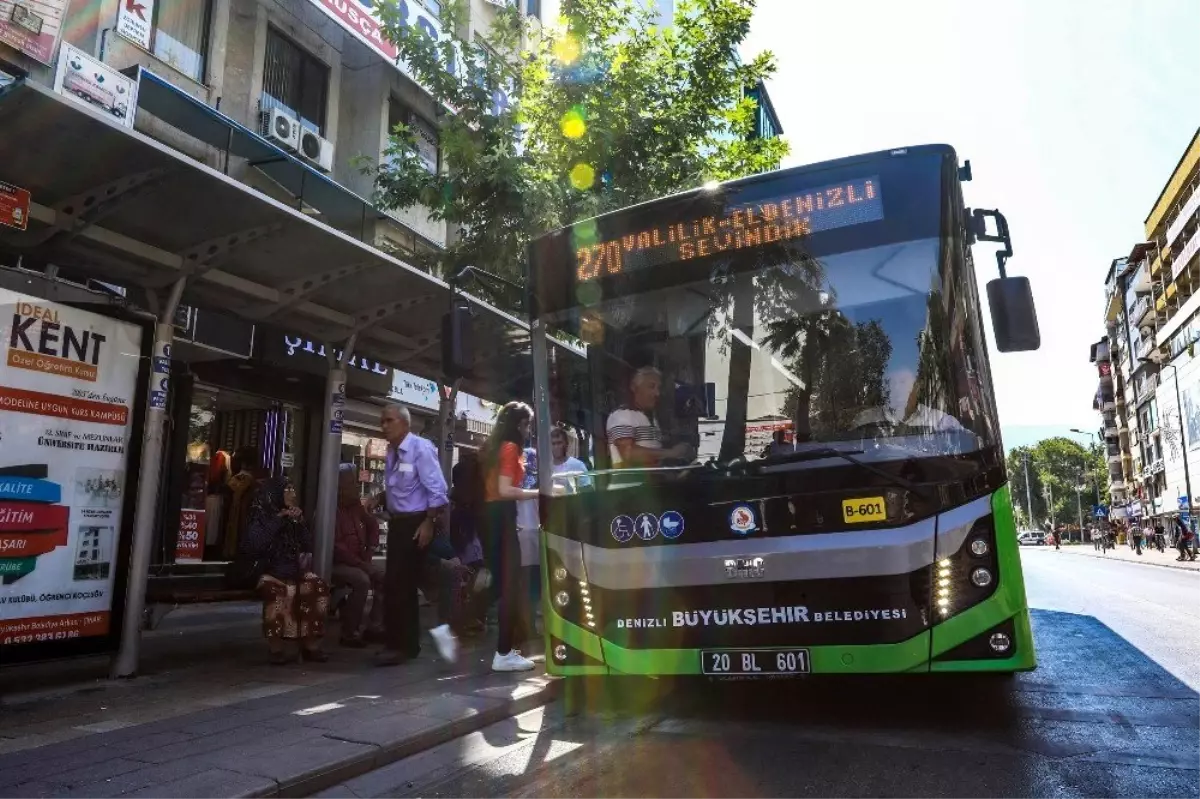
left=1046, top=543, right=1200, bottom=571
left=0, top=603, right=556, bottom=797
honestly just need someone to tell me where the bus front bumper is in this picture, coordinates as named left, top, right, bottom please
left=544, top=590, right=1036, bottom=676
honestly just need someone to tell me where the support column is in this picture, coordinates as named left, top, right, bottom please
left=530, top=319, right=554, bottom=496
left=438, top=379, right=460, bottom=481
left=313, top=335, right=355, bottom=580
left=112, top=278, right=186, bottom=679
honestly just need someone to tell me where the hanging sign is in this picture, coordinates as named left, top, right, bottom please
left=0, top=181, right=30, bottom=231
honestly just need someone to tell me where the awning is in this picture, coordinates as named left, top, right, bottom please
left=0, top=78, right=581, bottom=402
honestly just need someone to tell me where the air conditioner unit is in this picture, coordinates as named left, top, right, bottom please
left=298, top=128, right=334, bottom=172
left=259, top=106, right=300, bottom=151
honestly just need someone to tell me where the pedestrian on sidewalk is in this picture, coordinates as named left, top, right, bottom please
left=1134, top=521, right=1149, bottom=556
left=1153, top=522, right=1166, bottom=553
left=243, top=478, right=330, bottom=665
left=333, top=465, right=385, bottom=648
left=481, top=402, right=541, bottom=673
left=1175, top=517, right=1197, bottom=562
left=370, top=404, right=456, bottom=667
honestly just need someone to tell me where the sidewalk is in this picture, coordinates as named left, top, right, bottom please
left=1049, top=543, right=1200, bottom=571
left=0, top=603, right=558, bottom=798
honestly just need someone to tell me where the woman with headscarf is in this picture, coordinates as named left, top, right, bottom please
left=243, top=477, right=330, bottom=664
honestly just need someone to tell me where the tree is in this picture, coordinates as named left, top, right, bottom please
left=1007, top=437, right=1106, bottom=529
left=367, top=0, right=788, bottom=295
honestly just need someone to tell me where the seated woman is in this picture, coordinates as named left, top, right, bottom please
left=243, top=478, right=330, bottom=665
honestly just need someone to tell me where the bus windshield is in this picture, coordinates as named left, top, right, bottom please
left=532, top=147, right=1001, bottom=484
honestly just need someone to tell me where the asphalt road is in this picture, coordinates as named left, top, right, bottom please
left=322, top=550, right=1200, bottom=799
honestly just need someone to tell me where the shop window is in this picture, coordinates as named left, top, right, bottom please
left=388, top=97, right=439, bottom=174
left=149, top=0, right=211, bottom=83
left=177, top=388, right=306, bottom=563
left=262, top=27, right=329, bottom=134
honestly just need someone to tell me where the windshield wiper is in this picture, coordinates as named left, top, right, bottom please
left=755, top=447, right=932, bottom=499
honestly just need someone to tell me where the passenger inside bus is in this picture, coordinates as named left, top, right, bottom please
left=605, top=366, right=693, bottom=470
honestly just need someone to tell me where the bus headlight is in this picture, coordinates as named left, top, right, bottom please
left=970, top=567, right=992, bottom=588
left=969, top=539, right=989, bottom=557
left=554, top=644, right=568, bottom=662
left=554, top=590, right=571, bottom=608
left=988, top=632, right=1011, bottom=653
left=554, top=566, right=568, bottom=582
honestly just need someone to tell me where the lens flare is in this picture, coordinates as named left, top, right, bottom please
left=560, top=108, right=586, bottom=139
left=569, top=163, right=596, bottom=190
left=553, top=35, right=582, bottom=65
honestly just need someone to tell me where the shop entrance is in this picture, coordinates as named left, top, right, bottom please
left=177, top=385, right=307, bottom=564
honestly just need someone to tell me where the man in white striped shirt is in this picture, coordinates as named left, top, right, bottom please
left=606, top=366, right=691, bottom=469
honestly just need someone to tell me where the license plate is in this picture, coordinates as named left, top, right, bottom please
left=701, top=648, right=810, bottom=676
left=842, top=495, right=886, bottom=523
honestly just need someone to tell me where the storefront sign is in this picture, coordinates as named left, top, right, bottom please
left=302, top=0, right=511, bottom=115
left=53, top=43, right=139, bottom=129
left=175, top=508, right=203, bottom=561
left=267, top=335, right=391, bottom=395
left=0, top=289, right=143, bottom=649
left=388, top=369, right=439, bottom=411
left=0, top=0, right=69, bottom=65
left=115, top=0, right=155, bottom=50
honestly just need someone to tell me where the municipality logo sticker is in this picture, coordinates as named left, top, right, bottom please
left=729, top=504, right=757, bottom=536
left=659, top=510, right=684, bottom=539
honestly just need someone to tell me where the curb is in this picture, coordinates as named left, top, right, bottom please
left=1049, top=547, right=1200, bottom=573
left=253, top=676, right=562, bottom=798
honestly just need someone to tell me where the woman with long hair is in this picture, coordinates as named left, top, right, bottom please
left=479, top=401, right=539, bottom=672
left=242, top=478, right=330, bottom=664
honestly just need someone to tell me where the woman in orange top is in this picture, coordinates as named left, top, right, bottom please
left=480, top=401, right=539, bottom=672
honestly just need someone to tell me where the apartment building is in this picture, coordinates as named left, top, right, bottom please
left=1092, top=128, right=1200, bottom=531
left=1, top=0, right=541, bottom=259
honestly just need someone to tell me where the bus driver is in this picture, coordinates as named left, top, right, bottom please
left=606, top=366, right=692, bottom=470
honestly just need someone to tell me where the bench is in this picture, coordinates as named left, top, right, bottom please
left=141, top=558, right=386, bottom=630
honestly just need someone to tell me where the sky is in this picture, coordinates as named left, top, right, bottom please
left=741, top=0, right=1200, bottom=452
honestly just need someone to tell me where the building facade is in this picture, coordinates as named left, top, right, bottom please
left=1092, top=128, right=1200, bottom=532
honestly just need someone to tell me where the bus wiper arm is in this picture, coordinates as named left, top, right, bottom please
left=757, top=447, right=932, bottom=499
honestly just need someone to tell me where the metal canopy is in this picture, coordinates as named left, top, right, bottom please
left=0, top=79, right=578, bottom=401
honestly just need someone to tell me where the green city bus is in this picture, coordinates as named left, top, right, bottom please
left=525, top=144, right=1041, bottom=678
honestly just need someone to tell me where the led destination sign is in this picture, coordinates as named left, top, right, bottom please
left=574, top=176, right=884, bottom=282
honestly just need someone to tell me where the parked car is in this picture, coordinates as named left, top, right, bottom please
left=1018, top=531, right=1047, bottom=546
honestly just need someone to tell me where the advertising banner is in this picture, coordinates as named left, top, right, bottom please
left=175, top=508, right=203, bottom=561
left=0, top=289, right=144, bottom=651
left=53, top=42, right=139, bottom=129
left=0, top=0, right=70, bottom=65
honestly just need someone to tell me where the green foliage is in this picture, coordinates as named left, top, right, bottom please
left=365, top=0, right=788, bottom=294
left=1007, top=437, right=1107, bottom=528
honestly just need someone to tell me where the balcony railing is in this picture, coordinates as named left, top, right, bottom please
left=1134, top=335, right=1154, bottom=362
left=1129, top=294, right=1153, bottom=326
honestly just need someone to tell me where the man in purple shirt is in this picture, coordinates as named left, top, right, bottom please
left=369, top=404, right=454, bottom=666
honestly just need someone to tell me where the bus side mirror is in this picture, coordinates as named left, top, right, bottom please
left=987, top=276, right=1041, bottom=352
left=442, top=300, right=474, bottom=378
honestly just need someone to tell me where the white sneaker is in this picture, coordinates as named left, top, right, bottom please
left=492, top=650, right=535, bottom=672
left=430, top=624, right=458, bottom=664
